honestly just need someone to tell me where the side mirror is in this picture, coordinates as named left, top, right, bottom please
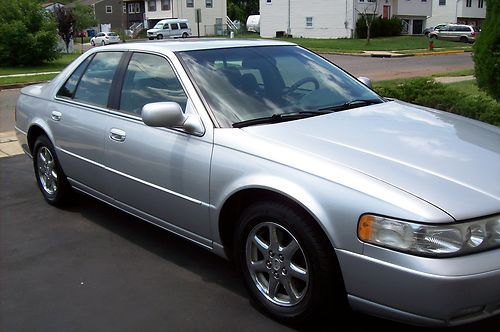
left=142, top=102, right=204, bottom=135
left=357, top=77, right=372, bottom=89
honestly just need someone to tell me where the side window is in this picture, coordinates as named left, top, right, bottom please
left=57, top=55, right=93, bottom=98
left=163, top=23, right=170, bottom=29
left=180, top=22, right=188, bottom=29
left=171, top=23, right=179, bottom=30
left=73, top=52, right=123, bottom=108
left=119, top=53, right=188, bottom=116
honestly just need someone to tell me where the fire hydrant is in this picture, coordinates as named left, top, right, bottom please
left=428, top=39, right=435, bottom=51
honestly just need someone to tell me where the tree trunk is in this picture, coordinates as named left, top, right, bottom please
left=366, top=17, right=371, bottom=45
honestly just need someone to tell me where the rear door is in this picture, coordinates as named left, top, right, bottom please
left=53, top=51, right=124, bottom=193
left=104, top=51, right=213, bottom=241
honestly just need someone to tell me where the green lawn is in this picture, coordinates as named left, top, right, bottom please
left=0, top=53, right=80, bottom=76
left=268, top=36, right=472, bottom=53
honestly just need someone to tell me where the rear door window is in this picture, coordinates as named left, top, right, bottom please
left=57, top=55, right=93, bottom=98
left=171, top=23, right=179, bottom=30
left=72, top=52, right=123, bottom=108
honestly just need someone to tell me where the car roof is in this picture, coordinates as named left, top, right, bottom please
left=98, top=38, right=296, bottom=53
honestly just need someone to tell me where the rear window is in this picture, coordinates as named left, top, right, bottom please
left=473, top=27, right=480, bottom=32
left=108, top=32, right=118, bottom=36
left=180, top=22, right=188, bottom=29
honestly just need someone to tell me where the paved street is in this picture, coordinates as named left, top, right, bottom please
left=1, top=156, right=499, bottom=331
left=322, top=52, right=474, bottom=81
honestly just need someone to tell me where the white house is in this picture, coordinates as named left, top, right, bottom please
left=141, top=0, right=227, bottom=36
left=259, top=0, right=484, bottom=39
left=259, top=0, right=356, bottom=38
left=426, top=0, right=486, bottom=28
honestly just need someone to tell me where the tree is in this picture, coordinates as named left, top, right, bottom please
left=0, top=0, right=59, bottom=66
left=54, top=6, right=75, bottom=53
left=227, top=0, right=258, bottom=26
left=474, top=0, right=500, bottom=102
left=73, top=4, right=96, bottom=35
left=355, top=0, right=380, bottom=44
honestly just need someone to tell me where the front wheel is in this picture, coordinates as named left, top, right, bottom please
left=430, top=34, right=438, bottom=39
left=234, top=201, right=346, bottom=324
left=157, top=34, right=163, bottom=40
left=33, top=135, right=71, bottom=206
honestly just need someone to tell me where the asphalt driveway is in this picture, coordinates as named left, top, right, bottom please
left=1, top=156, right=498, bottom=331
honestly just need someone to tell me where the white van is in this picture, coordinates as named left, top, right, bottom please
left=246, top=15, right=260, bottom=33
left=147, top=19, right=191, bottom=40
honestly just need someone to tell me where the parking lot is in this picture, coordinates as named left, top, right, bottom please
left=0, top=155, right=498, bottom=331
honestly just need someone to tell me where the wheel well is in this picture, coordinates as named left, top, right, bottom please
left=27, top=125, right=46, bottom=154
left=218, top=188, right=334, bottom=261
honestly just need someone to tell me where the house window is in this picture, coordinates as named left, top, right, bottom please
left=466, top=0, right=471, bottom=6
left=206, top=0, right=213, bottom=8
left=134, top=3, right=141, bottom=13
left=421, top=0, right=427, bottom=2
left=187, top=0, right=194, bottom=8
left=161, top=0, right=171, bottom=10
left=266, top=0, right=271, bottom=3
left=123, top=5, right=126, bottom=13
left=128, top=3, right=134, bottom=13
left=106, top=5, right=112, bottom=13
left=306, top=17, right=313, bottom=28
left=148, top=0, right=156, bottom=11
left=439, top=0, right=446, bottom=5
left=478, top=0, right=484, bottom=8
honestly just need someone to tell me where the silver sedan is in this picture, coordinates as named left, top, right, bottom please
left=15, top=39, right=500, bottom=327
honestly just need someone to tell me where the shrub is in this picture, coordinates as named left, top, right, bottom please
left=473, top=0, right=500, bottom=102
left=356, top=16, right=402, bottom=39
left=0, top=0, right=59, bottom=66
left=374, top=78, right=500, bottom=126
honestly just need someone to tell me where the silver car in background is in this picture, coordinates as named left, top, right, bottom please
left=15, top=40, right=500, bottom=327
left=429, top=24, right=480, bottom=43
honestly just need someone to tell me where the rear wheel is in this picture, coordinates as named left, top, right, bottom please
left=101, top=40, right=105, bottom=46
left=460, top=36, right=469, bottom=43
left=33, top=135, right=71, bottom=206
left=234, top=201, right=346, bottom=324
left=182, top=32, right=188, bottom=38
left=90, top=40, right=95, bottom=46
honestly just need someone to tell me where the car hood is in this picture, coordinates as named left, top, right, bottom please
left=241, top=101, right=500, bottom=220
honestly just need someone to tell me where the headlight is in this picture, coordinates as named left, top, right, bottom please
left=358, top=214, right=500, bottom=257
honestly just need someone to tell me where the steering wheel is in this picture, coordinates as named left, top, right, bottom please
left=286, top=77, right=320, bottom=95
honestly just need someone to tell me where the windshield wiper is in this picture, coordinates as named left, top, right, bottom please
left=232, top=111, right=327, bottom=128
left=318, top=98, right=383, bottom=112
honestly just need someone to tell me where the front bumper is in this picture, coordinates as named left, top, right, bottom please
left=337, top=246, right=500, bottom=326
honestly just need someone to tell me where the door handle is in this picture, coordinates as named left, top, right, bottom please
left=109, top=128, right=126, bottom=142
left=51, top=111, right=62, bottom=121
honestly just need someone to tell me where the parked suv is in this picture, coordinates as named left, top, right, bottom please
left=147, top=18, right=191, bottom=40
left=429, top=24, right=480, bottom=43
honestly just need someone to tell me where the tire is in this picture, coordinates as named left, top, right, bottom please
left=430, top=34, right=438, bottom=39
left=460, top=36, right=469, bottom=43
left=157, top=34, right=163, bottom=40
left=182, top=32, right=188, bottom=38
left=101, top=40, right=105, bottom=46
left=33, top=135, right=71, bottom=206
left=234, top=201, right=346, bottom=324
left=91, top=40, right=95, bottom=46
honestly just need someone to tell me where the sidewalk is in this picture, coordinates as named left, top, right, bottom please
left=0, top=131, right=23, bottom=158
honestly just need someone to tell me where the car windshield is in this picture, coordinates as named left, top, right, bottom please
left=154, top=23, right=163, bottom=29
left=179, top=46, right=383, bottom=127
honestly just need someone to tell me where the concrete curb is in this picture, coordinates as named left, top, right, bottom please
left=414, top=49, right=466, bottom=57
